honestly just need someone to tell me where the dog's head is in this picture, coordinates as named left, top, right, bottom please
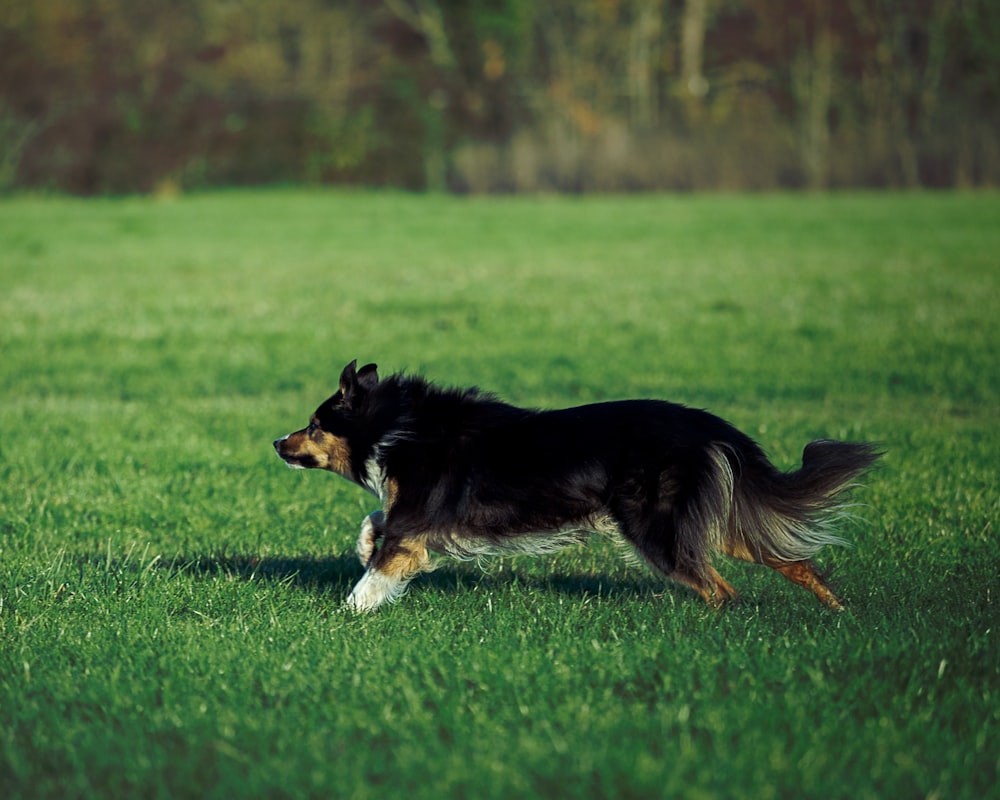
left=273, top=360, right=379, bottom=478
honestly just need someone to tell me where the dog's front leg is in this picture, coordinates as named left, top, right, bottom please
left=345, top=537, right=431, bottom=613
left=356, top=510, right=385, bottom=567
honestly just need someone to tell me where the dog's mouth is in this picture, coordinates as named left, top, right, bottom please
left=273, top=436, right=314, bottom=470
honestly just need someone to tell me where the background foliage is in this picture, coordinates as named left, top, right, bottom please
left=2, top=0, right=999, bottom=194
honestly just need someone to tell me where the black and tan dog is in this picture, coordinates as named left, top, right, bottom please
left=274, top=360, right=880, bottom=612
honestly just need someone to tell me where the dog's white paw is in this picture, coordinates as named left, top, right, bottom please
left=344, top=567, right=410, bottom=613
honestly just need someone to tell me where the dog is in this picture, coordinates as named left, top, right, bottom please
left=274, top=360, right=881, bottom=613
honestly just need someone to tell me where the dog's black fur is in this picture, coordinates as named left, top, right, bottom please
left=274, top=361, right=881, bottom=612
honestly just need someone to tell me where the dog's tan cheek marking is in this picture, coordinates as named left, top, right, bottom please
left=315, top=432, right=352, bottom=477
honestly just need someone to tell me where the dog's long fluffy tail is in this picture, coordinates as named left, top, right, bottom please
left=707, top=439, right=882, bottom=564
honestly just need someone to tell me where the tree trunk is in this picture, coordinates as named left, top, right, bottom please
left=793, top=18, right=835, bottom=190
left=681, top=0, right=710, bottom=117
left=629, top=0, right=662, bottom=129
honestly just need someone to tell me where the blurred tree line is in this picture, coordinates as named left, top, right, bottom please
left=1, top=0, right=997, bottom=194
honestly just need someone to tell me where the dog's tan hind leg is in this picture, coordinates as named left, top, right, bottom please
left=669, top=565, right=740, bottom=608
left=766, top=559, right=845, bottom=610
left=722, top=540, right=845, bottom=610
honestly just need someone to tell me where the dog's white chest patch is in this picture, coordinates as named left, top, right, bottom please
left=361, top=455, right=388, bottom=501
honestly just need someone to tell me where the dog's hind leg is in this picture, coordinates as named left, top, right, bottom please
left=765, top=558, right=844, bottom=610
left=722, top=541, right=844, bottom=611
left=615, top=506, right=740, bottom=608
left=721, top=541, right=844, bottom=610
left=668, top=566, right=740, bottom=608
left=345, top=536, right=433, bottom=613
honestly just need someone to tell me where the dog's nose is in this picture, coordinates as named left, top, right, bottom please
left=273, top=439, right=282, bottom=452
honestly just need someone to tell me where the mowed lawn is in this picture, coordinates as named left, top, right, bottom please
left=0, top=190, right=997, bottom=799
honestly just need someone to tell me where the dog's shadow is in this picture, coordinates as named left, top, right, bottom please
left=160, top=551, right=663, bottom=601
left=162, top=551, right=359, bottom=592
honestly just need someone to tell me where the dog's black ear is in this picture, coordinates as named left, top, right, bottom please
left=338, top=360, right=359, bottom=398
left=357, top=363, right=379, bottom=391
left=339, top=360, right=377, bottom=407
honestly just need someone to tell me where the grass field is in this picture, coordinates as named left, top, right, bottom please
left=1, top=190, right=997, bottom=799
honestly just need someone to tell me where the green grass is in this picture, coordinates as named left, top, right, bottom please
left=1, top=189, right=997, bottom=799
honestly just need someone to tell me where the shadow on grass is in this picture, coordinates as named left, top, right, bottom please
left=147, top=550, right=666, bottom=601
left=162, top=551, right=360, bottom=593
left=72, top=547, right=830, bottom=608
